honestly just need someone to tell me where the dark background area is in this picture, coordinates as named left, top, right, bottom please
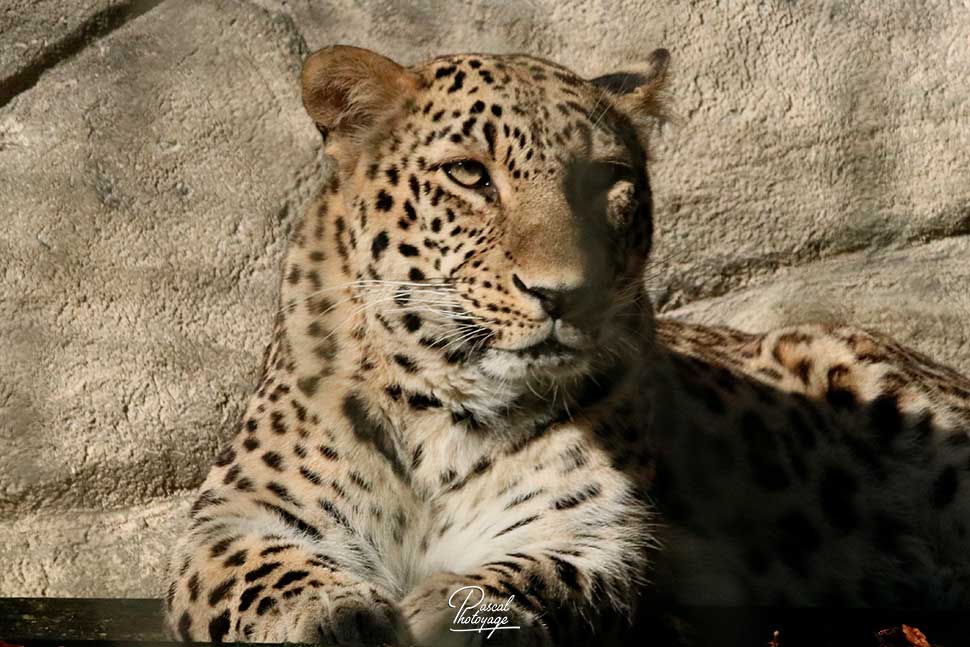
left=2, top=599, right=967, bottom=646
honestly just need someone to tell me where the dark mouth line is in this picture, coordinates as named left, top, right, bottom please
left=514, top=337, right=579, bottom=358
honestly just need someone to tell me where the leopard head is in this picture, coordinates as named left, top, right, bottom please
left=293, top=45, right=669, bottom=402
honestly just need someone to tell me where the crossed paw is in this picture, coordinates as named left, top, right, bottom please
left=256, top=573, right=549, bottom=646
left=254, top=581, right=412, bottom=645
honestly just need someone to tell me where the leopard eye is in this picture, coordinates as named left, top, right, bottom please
left=442, top=160, right=491, bottom=190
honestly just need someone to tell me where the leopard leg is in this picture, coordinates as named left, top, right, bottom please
left=167, top=500, right=412, bottom=645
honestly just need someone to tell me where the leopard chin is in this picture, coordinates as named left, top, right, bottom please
left=477, top=343, right=593, bottom=383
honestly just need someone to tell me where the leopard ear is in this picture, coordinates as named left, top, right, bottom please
left=301, top=45, right=419, bottom=141
left=591, top=48, right=670, bottom=122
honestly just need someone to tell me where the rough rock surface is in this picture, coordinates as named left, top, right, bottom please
left=1, top=0, right=968, bottom=597
left=0, top=0, right=320, bottom=595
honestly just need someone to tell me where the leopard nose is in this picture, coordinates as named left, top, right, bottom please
left=512, top=274, right=573, bottom=320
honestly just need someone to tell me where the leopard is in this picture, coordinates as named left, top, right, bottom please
left=165, top=44, right=970, bottom=645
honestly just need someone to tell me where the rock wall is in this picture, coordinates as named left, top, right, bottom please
left=1, top=0, right=968, bottom=596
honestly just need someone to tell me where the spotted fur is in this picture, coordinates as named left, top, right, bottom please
left=166, top=46, right=970, bottom=644
left=651, top=320, right=970, bottom=607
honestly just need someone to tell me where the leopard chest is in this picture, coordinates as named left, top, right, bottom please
left=362, top=418, right=639, bottom=596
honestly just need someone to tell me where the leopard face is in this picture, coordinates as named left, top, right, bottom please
left=300, top=47, right=668, bottom=393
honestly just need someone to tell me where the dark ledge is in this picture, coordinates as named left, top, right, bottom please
left=1, top=598, right=969, bottom=646
left=0, top=0, right=166, bottom=109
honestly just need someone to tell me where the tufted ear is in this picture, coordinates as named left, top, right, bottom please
left=591, top=48, right=671, bottom=123
left=301, top=45, right=419, bottom=142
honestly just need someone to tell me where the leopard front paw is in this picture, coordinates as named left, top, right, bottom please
left=402, top=573, right=550, bottom=647
left=256, top=581, right=413, bottom=646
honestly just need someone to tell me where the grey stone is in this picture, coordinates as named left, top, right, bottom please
left=0, top=1, right=142, bottom=105
left=0, top=496, right=190, bottom=597
left=667, top=238, right=970, bottom=375
left=0, top=0, right=320, bottom=595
